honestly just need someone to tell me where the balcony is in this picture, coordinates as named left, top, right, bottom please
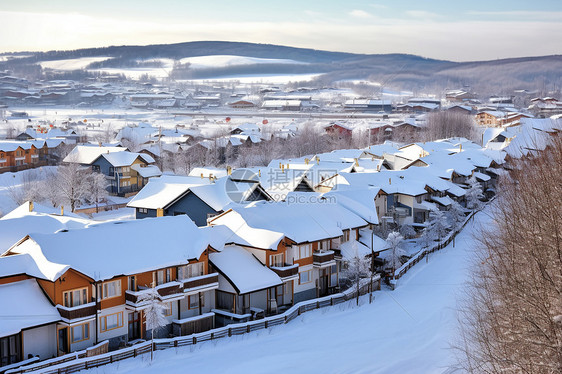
left=181, top=273, right=219, bottom=295
left=57, top=302, right=97, bottom=322
left=126, top=281, right=184, bottom=309
left=270, top=264, right=299, bottom=280
left=313, top=250, right=336, bottom=268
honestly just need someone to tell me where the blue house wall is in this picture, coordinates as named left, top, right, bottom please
left=90, top=157, right=113, bottom=176
left=165, top=192, right=218, bottom=226
left=135, top=191, right=218, bottom=226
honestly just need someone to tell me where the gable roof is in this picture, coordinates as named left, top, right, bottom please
left=7, top=216, right=211, bottom=282
left=0, top=279, right=60, bottom=337
left=63, top=145, right=127, bottom=164
left=209, top=246, right=282, bottom=294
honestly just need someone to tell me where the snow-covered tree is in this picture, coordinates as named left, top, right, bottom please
left=50, top=163, right=89, bottom=212
left=386, top=231, right=406, bottom=275
left=138, top=287, right=168, bottom=361
left=421, top=209, right=451, bottom=248
left=465, top=176, right=484, bottom=211
left=85, top=171, right=108, bottom=213
left=399, top=224, right=416, bottom=239
left=344, top=241, right=371, bottom=306
left=448, top=201, right=466, bottom=232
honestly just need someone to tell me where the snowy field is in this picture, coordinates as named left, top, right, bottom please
left=84, top=209, right=490, bottom=374
left=39, top=57, right=112, bottom=70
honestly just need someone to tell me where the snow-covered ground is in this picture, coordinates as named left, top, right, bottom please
left=0, top=167, right=55, bottom=217
left=84, top=208, right=489, bottom=374
left=39, top=57, right=112, bottom=70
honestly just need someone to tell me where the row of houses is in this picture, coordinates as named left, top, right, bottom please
left=1, top=118, right=560, bottom=369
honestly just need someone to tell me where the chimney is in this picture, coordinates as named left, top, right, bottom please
left=227, top=166, right=232, bottom=175
left=354, top=158, right=359, bottom=167
left=305, top=158, right=309, bottom=165
left=29, top=201, right=34, bottom=212
left=156, top=208, right=164, bottom=217
left=459, top=144, right=462, bottom=152
left=258, top=169, right=261, bottom=177
left=286, top=163, right=289, bottom=170
left=389, top=178, right=391, bottom=185
left=60, top=206, right=64, bottom=216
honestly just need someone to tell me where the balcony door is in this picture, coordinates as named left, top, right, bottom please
left=57, top=327, right=69, bottom=356
left=319, top=268, right=329, bottom=297
left=128, top=312, right=141, bottom=340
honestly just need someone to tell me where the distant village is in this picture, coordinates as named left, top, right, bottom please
left=0, top=67, right=561, bottom=372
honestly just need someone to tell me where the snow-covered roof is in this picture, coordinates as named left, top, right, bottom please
left=63, top=145, right=127, bottom=164
left=340, top=239, right=374, bottom=260
left=0, top=253, right=47, bottom=279
left=130, top=164, right=162, bottom=178
left=188, top=167, right=228, bottom=179
left=99, top=151, right=154, bottom=167
left=358, top=229, right=391, bottom=254
left=322, top=188, right=380, bottom=225
left=0, top=141, right=35, bottom=152
left=0, top=279, right=60, bottom=337
left=0, top=212, right=91, bottom=254
left=127, top=175, right=210, bottom=209
left=209, top=246, right=282, bottom=294
left=211, top=201, right=367, bottom=247
left=9, top=216, right=211, bottom=281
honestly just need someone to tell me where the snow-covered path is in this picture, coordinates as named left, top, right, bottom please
left=87, top=210, right=489, bottom=374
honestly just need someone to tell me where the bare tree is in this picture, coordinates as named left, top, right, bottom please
left=386, top=231, right=405, bottom=277
left=51, top=163, right=89, bottom=212
left=456, top=136, right=562, bottom=373
left=424, top=111, right=476, bottom=141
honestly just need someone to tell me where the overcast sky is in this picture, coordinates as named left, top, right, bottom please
left=1, top=0, right=561, bottom=61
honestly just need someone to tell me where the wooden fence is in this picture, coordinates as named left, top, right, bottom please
left=5, top=276, right=379, bottom=374
left=393, top=206, right=485, bottom=282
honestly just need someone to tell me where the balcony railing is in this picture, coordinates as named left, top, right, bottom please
left=126, top=276, right=219, bottom=308
left=270, top=264, right=299, bottom=279
left=181, top=273, right=219, bottom=293
left=126, top=281, right=184, bottom=306
left=57, top=302, right=97, bottom=321
left=313, top=250, right=335, bottom=267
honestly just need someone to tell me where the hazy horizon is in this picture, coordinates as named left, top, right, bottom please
left=1, top=0, right=561, bottom=62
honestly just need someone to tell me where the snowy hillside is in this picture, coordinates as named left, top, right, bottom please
left=39, top=57, right=113, bottom=70
left=82, top=208, right=490, bottom=374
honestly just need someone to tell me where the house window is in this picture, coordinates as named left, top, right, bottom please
left=100, top=280, right=121, bottom=300
left=0, top=334, right=21, bottom=366
left=318, top=240, right=330, bottom=251
left=63, top=288, right=88, bottom=307
left=270, top=253, right=284, bottom=267
left=298, top=244, right=312, bottom=259
left=154, top=270, right=164, bottom=286
left=178, top=262, right=204, bottom=280
left=188, top=294, right=204, bottom=310
left=299, top=270, right=312, bottom=284
left=342, top=230, right=350, bottom=243
left=138, top=208, right=148, bottom=214
left=71, top=323, right=90, bottom=343
left=100, top=312, right=123, bottom=332
left=92, top=165, right=100, bottom=172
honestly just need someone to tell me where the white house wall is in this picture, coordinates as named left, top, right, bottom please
left=22, top=324, right=57, bottom=361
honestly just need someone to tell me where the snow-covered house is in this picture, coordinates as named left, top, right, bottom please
left=2, top=216, right=219, bottom=352
left=0, top=274, right=61, bottom=367
left=209, top=201, right=368, bottom=305
left=128, top=172, right=271, bottom=226
left=89, top=151, right=161, bottom=195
